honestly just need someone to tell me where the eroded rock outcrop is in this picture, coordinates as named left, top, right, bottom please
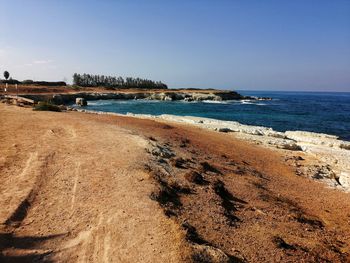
left=20, top=90, right=254, bottom=104
left=75, top=97, right=87, bottom=106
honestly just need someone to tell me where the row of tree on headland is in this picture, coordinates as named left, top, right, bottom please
left=73, top=73, right=168, bottom=89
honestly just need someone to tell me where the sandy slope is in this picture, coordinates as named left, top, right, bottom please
left=1, top=103, right=350, bottom=262
left=0, top=104, right=186, bottom=262
left=109, top=114, right=350, bottom=262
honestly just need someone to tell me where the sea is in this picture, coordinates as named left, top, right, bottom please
left=83, top=91, right=350, bottom=141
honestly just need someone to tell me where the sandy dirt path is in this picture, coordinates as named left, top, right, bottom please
left=0, top=104, right=185, bottom=262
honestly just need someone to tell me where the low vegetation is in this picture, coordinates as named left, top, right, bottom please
left=33, top=101, right=61, bottom=112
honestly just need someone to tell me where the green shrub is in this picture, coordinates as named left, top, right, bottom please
left=33, top=101, right=61, bottom=112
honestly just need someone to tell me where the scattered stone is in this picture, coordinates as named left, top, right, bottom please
left=191, top=244, right=232, bottom=263
left=340, top=143, right=350, bottom=150
left=218, top=128, right=232, bottom=133
left=250, top=129, right=264, bottom=136
left=184, top=171, right=206, bottom=184
left=58, top=105, right=67, bottom=111
left=182, top=222, right=207, bottom=245
left=162, top=124, right=173, bottom=129
left=339, top=172, right=350, bottom=188
left=268, top=132, right=287, bottom=139
left=180, top=138, right=190, bottom=148
left=200, top=162, right=222, bottom=174
left=171, top=157, right=187, bottom=169
left=296, top=214, right=324, bottom=228
left=151, top=145, right=175, bottom=159
left=312, top=165, right=336, bottom=180
left=273, top=236, right=296, bottom=250
left=280, top=142, right=302, bottom=151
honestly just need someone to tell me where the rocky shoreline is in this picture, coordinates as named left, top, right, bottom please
left=72, top=108, right=350, bottom=192
left=18, top=89, right=266, bottom=104
left=139, top=114, right=350, bottom=191
left=2, top=90, right=348, bottom=190
left=148, top=115, right=350, bottom=191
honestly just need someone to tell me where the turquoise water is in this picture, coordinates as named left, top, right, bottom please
left=83, top=91, right=350, bottom=141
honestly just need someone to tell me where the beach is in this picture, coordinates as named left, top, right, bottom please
left=2, top=1, right=349, bottom=261
left=1, top=102, right=350, bottom=262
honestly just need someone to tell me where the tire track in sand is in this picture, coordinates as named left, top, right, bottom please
left=19, top=152, right=38, bottom=178
left=70, top=162, right=81, bottom=212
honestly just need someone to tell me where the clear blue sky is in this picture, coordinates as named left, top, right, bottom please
left=1, top=0, right=349, bottom=91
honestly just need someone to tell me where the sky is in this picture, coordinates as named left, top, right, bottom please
left=0, top=0, right=350, bottom=91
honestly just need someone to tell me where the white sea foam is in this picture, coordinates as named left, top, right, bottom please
left=201, top=100, right=228, bottom=104
left=87, top=100, right=114, bottom=106
left=240, top=100, right=254, bottom=105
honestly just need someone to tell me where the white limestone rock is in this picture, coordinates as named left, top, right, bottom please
left=339, top=172, right=350, bottom=188
left=75, top=97, right=87, bottom=106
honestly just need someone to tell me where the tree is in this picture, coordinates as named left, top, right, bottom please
left=4, top=71, right=10, bottom=80
left=72, top=73, right=168, bottom=89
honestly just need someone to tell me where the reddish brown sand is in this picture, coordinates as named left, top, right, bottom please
left=0, top=104, right=187, bottom=262
left=1, top=103, right=350, bottom=262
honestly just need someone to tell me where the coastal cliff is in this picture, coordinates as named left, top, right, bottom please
left=19, top=89, right=252, bottom=104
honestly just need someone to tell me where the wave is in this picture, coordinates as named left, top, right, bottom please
left=240, top=100, right=254, bottom=105
left=201, top=100, right=228, bottom=104
left=86, top=100, right=114, bottom=106
left=88, top=99, right=160, bottom=106
left=233, top=100, right=268, bottom=106
left=135, top=99, right=162, bottom=103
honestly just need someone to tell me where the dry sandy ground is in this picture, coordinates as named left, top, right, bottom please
left=1, top=103, right=350, bottom=262
left=0, top=104, right=186, bottom=262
